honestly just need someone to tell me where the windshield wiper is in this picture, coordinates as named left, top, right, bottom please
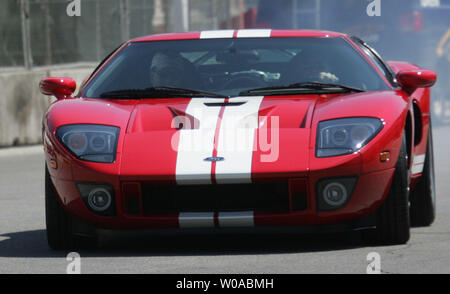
left=100, top=87, right=228, bottom=99
left=240, top=82, right=366, bottom=96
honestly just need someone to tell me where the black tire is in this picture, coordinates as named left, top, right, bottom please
left=45, top=166, right=97, bottom=250
left=410, top=126, right=436, bottom=227
left=363, top=133, right=411, bottom=245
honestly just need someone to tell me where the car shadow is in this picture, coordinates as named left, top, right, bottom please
left=0, top=229, right=368, bottom=258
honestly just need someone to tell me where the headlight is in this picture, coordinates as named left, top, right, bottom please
left=56, top=124, right=120, bottom=163
left=316, top=117, right=383, bottom=157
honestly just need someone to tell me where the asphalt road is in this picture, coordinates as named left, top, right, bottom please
left=1, top=125, right=450, bottom=274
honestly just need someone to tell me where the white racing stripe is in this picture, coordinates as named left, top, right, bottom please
left=215, top=97, right=264, bottom=184
left=200, top=29, right=272, bottom=39
left=218, top=211, right=254, bottom=227
left=177, top=212, right=255, bottom=228
left=412, top=154, right=426, bottom=174
left=175, top=98, right=225, bottom=185
left=200, top=30, right=234, bottom=39
left=236, top=29, right=272, bottom=38
left=175, top=96, right=264, bottom=185
left=178, top=212, right=215, bottom=228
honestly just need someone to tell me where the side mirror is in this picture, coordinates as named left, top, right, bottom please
left=397, top=69, right=437, bottom=94
left=39, top=77, right=76, bottom=99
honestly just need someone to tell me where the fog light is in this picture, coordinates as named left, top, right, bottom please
left=77, top=183, right=116, bottom=216
left=323, top=182, right=348, bottom=206
left=88, top=188, right=112, bottom=212
left=316, top=176, right=357, bottom=211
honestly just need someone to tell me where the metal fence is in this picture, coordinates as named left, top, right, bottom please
left=0, top=0, right=259, bottom=68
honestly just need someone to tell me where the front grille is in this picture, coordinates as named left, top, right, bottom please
left=141, top=182, right=290, bottom=214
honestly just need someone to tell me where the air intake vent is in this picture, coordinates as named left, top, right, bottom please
left=141, top=182, right=290, bottom=214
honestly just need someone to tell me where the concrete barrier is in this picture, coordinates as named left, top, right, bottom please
left=0, top=63, right=95, bottom=147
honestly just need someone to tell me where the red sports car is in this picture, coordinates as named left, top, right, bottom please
left=40, top=29, right=437, bottom=250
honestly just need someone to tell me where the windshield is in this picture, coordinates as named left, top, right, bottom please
left=83, top=37, right=389, bottom=98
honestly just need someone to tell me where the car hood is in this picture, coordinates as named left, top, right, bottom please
left=119, top=95, right=317, bottom=183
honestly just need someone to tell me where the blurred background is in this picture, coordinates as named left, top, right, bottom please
left=0, top=0, right=449, bottom=147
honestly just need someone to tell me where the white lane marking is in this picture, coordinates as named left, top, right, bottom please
left=236, top=29, right=272, bottom=38
left=200, top=30, right=234, bottom=39
left=218, top=211, right=254, bottom=227
left=175, top=98, right=225, bottom=185
left=0, top=145, right=43, bottom=157
left=179, top=212, right=215, bottom=228
left=412, top=154, right=426, bottom=174
left=214, top=96, right=264, bottom=184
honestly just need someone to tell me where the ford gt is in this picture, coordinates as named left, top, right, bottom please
left=39, top=29, right=437, bottom=249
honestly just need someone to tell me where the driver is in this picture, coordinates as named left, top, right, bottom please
left=283, top=50, right=339, bottom=84
left=149, top=52, right=200, bottom=88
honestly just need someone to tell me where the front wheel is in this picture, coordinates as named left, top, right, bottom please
left=45, top=166, right=97, bottom=250
left=362, top=132, right=411, bottom=245
left=410, top=125, right=436, bottom=227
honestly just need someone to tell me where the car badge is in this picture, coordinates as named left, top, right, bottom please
left=204, top=157, right=225, bottom=162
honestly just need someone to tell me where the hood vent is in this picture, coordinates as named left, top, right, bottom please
left=204, top=102, right=246, bottom=107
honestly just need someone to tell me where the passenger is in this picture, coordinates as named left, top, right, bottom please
left=283, top=50, right=339, bottom=85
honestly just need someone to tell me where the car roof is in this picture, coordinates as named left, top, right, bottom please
left=130, top=29, right=347, bottom=43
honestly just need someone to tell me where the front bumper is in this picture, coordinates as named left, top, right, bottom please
left=50, top=166, right=394, bottom=230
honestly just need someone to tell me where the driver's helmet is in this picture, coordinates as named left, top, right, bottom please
left=150, top=52, right=196, bottom=88
left=283, top=50, right=339, bottom=84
